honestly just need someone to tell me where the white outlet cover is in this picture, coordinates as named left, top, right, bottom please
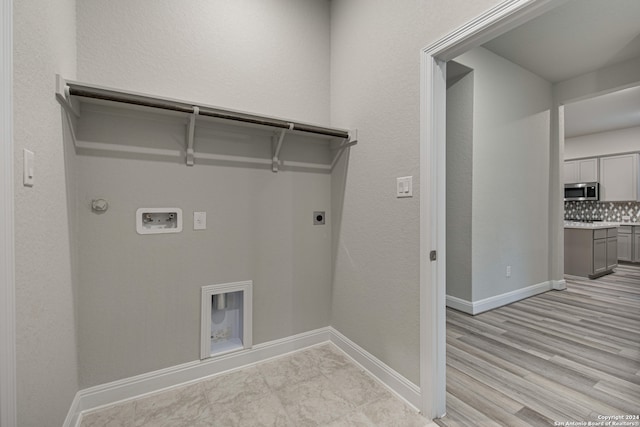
left=194, top=211, right=207, bottom=230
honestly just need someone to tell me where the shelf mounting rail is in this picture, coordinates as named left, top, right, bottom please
left=55, top=75, right=357, bottom=171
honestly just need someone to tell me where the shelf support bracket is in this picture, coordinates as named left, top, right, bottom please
left=186, top=106, right=199, bottom=166
left=330, top=129, right=358, bottom=171
left=272, top=124, right=293, bottom=172
left=54, top=76, right=80, bottom=149
left=55, top=75, right=80, bottom=118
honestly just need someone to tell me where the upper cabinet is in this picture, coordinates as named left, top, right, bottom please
left=564, top=158, right=598, bottom=184
left=599, top=153, right=640, bottom=201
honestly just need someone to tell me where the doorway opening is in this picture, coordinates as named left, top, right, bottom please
left=420, top=0, right=640, bottom=420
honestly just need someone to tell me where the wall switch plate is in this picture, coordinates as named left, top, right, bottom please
left=23, top=149, right=34, bottom=187
left=194, top=211, right=207, bottom=230
left=396, top=176, right=413, bottom=198
left=506, top=265, right=511, bottom=278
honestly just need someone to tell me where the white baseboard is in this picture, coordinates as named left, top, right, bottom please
left=328, top=327, right=421, bottom=410
left=551, top=279, right=566, bottom=290
left=66, top=326, right=422, bottom=426
left=446, top=280, right=553, bottom=315
left=445, top=295, right=474, bottom=314
left=66, top=327, right=330, bottom=427
left=62, top=392, right=81, bottom=427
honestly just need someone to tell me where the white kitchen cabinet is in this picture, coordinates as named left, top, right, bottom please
left=618, top=226, right=632, bottom=261
left=564, top=158, right=598, bottom=184
left=599, top=153, right=640, bottom=201
left=564, top=161, right=578, bottom=184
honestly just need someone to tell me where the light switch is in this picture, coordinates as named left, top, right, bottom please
left=23, top=149, right=34, bottom=187
left=194, top=211, right=207, bottom=230
left=396, top=176, right=413, bottom=198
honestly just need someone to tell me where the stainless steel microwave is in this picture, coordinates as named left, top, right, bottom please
left=564, top=182, right=599, bottom=201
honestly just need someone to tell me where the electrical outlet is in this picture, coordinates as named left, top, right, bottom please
left=622, top=215, right=631, bottom=222
left=506, top=265, right=511, bottom=278
left=313, top=211, right=325, bottom=225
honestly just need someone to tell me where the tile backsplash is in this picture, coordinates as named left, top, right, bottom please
left=564, top=201, right=640, bottom=222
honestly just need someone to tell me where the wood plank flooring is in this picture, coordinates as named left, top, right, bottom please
left=435, top=264, right=640, bottom=427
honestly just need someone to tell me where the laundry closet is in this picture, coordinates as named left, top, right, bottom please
left=58, top=76, right=355, bottom=387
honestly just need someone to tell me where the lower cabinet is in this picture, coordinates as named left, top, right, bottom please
left=616, top=225, right=640, bottom=263
left=634, top=233, right=640, bottom=263
left=606, top=236, right=618, bottom=270
left=618, top=226, right=632, bottom=261
left=565, top=227, right=618, bottom=279
left=593, top=238, right=607, bottom=275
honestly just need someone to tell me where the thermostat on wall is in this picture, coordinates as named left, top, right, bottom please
left=136, top=208, right=183, bottom=234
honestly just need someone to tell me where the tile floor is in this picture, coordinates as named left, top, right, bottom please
left=79, top=343, right=430, bottom=427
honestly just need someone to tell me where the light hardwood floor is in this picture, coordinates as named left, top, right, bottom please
left=435, top=264, right=640, bottom=427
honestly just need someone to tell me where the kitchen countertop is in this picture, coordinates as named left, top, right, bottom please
left=564, top=221, right=640, bottom=228
left=564, top=221, right=620, bottom=229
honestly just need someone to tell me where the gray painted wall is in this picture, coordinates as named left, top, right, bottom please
left=329, top=0, right=500, bottom=385
left=13, top=0, right=79, bottom=425
left=454, top=47, right=553, bottom=302
left=77, top=0, right=331, bottom=125
left=446, top=65, right=474, bottom=301
left=75, top=0, right=334, bottom=387
left=76, top=153, right=332, bottom=386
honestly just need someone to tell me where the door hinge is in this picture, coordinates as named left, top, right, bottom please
left=430, top=250, right=437, bottom=261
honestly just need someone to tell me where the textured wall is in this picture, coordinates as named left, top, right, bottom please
left=13, top=0, right=79, bottom=425
left=329, top=0, right=501, bottom=385
left=565, top=126, right=640, bottom=159
left=446, top=66, right=474, bottom=301
left=75, top=116, right=332, bottom=387
left=455, top=47, right=553, bottom=302
left=77, top=0, right=330, bottom=125
left=75, top=0, right=333, bottom=387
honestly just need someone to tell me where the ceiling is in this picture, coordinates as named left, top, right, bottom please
left=481, top=0, right=640, bottom=138
left=483, top=0, right=640, bottom=83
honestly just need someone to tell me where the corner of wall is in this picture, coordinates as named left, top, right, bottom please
left=13, top=0, right=80, bottom=424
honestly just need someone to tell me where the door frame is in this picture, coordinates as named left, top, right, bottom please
left=418, top=0, right=566, bottom=418
left=0, top=0, right=16, bottom=425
